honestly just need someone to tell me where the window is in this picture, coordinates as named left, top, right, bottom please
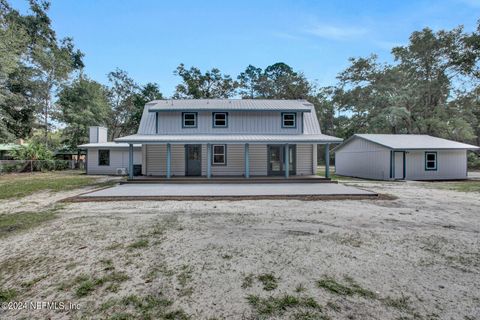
left=213, top=112, right=228, bottom=128
left=182, top=112, right=197, bottom=128
left=282, top=113, right=296, bottom=128
left=212, top=145, right=226, bottom=165
left=425, top=152, right=437, bottom=170
left=98, top=150, right=110, bottom=166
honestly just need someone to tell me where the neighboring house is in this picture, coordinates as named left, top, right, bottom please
left=79, top=127, right=142, bottom=175
left=98, top=99, right=342, bottom=178
left=0, top=144, right=18, bottom=160
left=334, top=134, right=479, bottom=180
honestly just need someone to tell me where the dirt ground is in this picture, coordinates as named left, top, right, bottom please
left=0, top=180, right=479, bottom=320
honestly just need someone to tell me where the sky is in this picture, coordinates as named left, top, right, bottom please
left=10, top=0, right=480, bottom=97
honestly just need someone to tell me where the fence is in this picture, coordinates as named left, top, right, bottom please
left=0, top=160, right=85, bottom=174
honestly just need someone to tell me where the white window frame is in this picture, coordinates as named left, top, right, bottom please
left=282, top=113, right=296, bottom=128
left=182, top=112, right=197, bottom=128
left=425, top=152, right=437, bottom=171
left=212, top=144, right=226, bottom=165
left=213, top=112, right=228, bottom=128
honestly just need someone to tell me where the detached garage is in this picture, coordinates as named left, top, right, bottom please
left=334, top=134, right=479, bottom=180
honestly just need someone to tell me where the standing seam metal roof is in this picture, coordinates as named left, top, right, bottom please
left=146, top=99, right=314, bottom=111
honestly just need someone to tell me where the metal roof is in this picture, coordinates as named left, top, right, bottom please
left=115, top=134, right=342, bottom=144
left=78, top=142, right=142, bottom=148
left=335, top=134, right=479, bottom=151
left=147, top=99, right=314, bottom=112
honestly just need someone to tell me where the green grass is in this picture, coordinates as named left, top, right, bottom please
left=62, top=271, right=130, bottom=298
left=0, top=288, right=17, bottom=302
left=316, top=276, right=377, bottom=299
left=0, top=171, right=105, bottom=200
left=0, top=207, right=60, bottom=238
left=428, top=181, right=480, bottom=193
left=128, top=239, right=149, bottom=249
left=246, top=294, right=324, bottom=317
left=257, top=273, right=279, bottom=291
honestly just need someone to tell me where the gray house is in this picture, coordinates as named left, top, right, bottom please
left=334, top=134, right=479, bottom=180
left=103, top=99, right=342, bottom=179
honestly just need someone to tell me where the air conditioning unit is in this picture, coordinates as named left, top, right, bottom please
left=116, top=168, right=127, bottom=175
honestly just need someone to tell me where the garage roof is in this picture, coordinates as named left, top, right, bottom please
left=336, top=134, right=479, bottom=151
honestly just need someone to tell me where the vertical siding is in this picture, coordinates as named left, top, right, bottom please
left=312, top=144, right=318, bottom=175
left=405, top=150, right=467, bottom=180
left=335, top=138, right=391, bottom=180
left=171, top=145, right=186, bottom=176
left=296, top=144, right=313, bottom=175
left=156, top=111, right=302, bottom=134
left=87, top=148, right=141, bottom=175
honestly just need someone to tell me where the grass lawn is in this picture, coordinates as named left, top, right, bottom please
left=316, top=165, right=355, bottom=181
left=426, top=180, right=480, bottom=193
left=0, top=207, right=60, bottom=238
left=0, top=171, right=105, bottom=200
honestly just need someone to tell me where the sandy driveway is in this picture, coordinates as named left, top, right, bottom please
left=0, top=180, right=479, bottom=319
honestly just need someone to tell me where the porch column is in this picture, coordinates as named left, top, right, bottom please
left=284, top=144, right=289, bottom=179
left=325, top=143, right=330, bottom=179
left=166, top=143, right=171, bottom=179
left=128, top=144, right=133, bottom=180
left=244, top=143, right=250, bottom=178
left=207, top=143, right=212, bottom=179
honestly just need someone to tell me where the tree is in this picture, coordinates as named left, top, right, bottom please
left=106, top=69, right=139, bottom=140
left=56, top=76, right=110, bottom=153
left=173, top=64, right=237, bottom=98
left=126, top=83, right=163, bottom=134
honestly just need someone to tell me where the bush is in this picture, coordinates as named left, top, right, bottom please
left=468, top=152, right=480, bottom=170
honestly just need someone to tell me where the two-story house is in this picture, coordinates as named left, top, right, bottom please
left=80, top=99, right=342, bottom=179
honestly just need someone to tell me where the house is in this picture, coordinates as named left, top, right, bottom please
left=333, top=134, right=479, bottom=180
left=88, top=99, right=342, bottom=178
left=78, top=127, right=142, bottom=175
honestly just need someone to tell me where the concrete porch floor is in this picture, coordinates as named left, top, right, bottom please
left=124, top=175, right=333, bottom=184
left=79, top=182, right=377, bottom=199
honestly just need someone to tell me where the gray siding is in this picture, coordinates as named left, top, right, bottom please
left=87, top=148, right=141, bottom=175
left=296, top=144, right=314, bottom=175
left=405, top=150, right=467, bottom=180
left=156, top=111, right=302, bottom=135
left=335, top=138, right=391, bottom=180
left=145, top=144, right=186, bottom=176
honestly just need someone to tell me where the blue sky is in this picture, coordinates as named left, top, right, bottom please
left=11, top=0, right=480, bottom=96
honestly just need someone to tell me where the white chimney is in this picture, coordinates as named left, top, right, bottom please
left=89, top=126, right=108, bottom=143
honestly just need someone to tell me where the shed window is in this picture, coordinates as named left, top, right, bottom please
left=425, top=152, right=437, bottom=170
left=282, top=113, right=296, bottom=128
left=182, top=112, right=197, bottom=128
left=98, top=150, right=110, bottom=166
left=213, top=112, right=228, bottom=127
left=212, top=145, right=226, bottom=165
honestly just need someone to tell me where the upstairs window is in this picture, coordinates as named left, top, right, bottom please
left=213, top=112, right=228, bottom=128
left=425, top=152, right=437, bottom=170
left=282, top=113, right=296, bottom=128
left=98, top=150, right=110, bottom=166
left=212, top=145, right=226, bottom=165
left=182, top=112, right=197, bottom=128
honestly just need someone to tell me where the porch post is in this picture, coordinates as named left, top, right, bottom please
left=284, top=144, right=289, bottom=179
left=166, top=143, right=171, bottom=179
left=207, top=143, right=212, bottom=179
left=244, top=143, right=250, bottom=178
left=325, top=143, right=330, bottom=179
left=128, top=144, right=133, bottom=180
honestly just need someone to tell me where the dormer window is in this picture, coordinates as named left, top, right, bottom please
left=213, top=112, right=228, bottom=128
left=282, top=113, right=296, bottom=128
left=182, top=112, right=197, bottom=128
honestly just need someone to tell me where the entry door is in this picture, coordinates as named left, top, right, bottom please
left=394, top=151, right=405, bottom=179
left=268, top=145, right=296, bottom=176
left=186, top=145, right=201, bottom=176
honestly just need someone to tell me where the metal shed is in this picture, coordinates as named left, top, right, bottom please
left=333, top=134, right=479, bottom=180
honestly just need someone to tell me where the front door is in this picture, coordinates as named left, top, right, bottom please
left=394, top=151, right=405, bottom=179
left=268, top=145, right=296, bottom=176
left=186, top=144, right=201, bottom=176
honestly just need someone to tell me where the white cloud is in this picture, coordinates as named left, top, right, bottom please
left=305, top=24, right=369, bottom=41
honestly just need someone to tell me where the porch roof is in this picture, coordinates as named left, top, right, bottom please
left=115, top=133, right=342, bottom=144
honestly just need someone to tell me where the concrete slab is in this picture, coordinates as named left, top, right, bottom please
left=80, top=183, right=376, bottom=199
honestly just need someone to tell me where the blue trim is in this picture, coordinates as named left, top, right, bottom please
left=207, top=144, right=212, bottom=178
left=284, top=144, right=289, bottom=178
left=211, top=144, right=227, bottom=166
left=301, top=112, right=304, bottom=133
left=389, top=150, right=393, bottom=179
left=212, top=112, right=228, bottom=128
left=325, top=144, right=330, bottom=179
left=244, top=143, right=250, bottom=178
left=155, top=112, right=159, bottom=134
left=128, top=145, right=133, bottom=179
left=182, top=112, right=198, bottom=128
left=281, top=112, right=297, bottom=128
left=425, top=151, right=438, bottom=171
left=403, top=151, right=406, bottom=179
left=166, top=143, right=171, bottom=178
